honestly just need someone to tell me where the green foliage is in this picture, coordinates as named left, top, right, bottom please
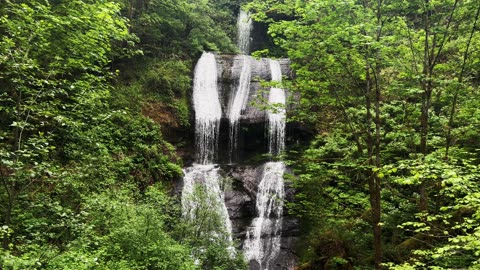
left=181, top=184, right=247, bottom=270
left=141, top=59, right=192, bottom=99
left=287, top=134, right=373, bottom=266
left=115, top=0, right=237, bottom=57
left=0, top=184, right=198, bottom=269
left=139, top=59, right=192, bottom=128
left=0, top=0, right=233, bottom=269
left=113, top=56, right=192, bottom=129
left=382, top=152, right=480, bottom=269
left=248, top=0, right=480, bottom=268
left=0, top=0, right=132, bottom=251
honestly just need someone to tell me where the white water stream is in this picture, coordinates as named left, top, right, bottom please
left=244, top=162, right=285, bottom=269
left=237, top=9, right=253, bottom=55
left=193, top=52, right=222, bottom=165
left=181, top=165, right=232, bottom=243
left=228, top=55, right=252, bottom=162
left=267, top=59, right=286, bottom=156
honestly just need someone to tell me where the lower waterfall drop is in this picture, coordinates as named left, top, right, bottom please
left=182, top=165, right=232, bottom=244
left=244, top=162, right=285, bottom=269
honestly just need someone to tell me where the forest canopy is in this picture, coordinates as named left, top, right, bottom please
left=245, top=0, right=480, bottom=268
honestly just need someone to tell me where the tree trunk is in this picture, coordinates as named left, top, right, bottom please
left=419, top=0, right=432, bottom=213
left=366, top=57, right=382, bottom=270
left=1, top=174, right=12, bottom=250
left=370, top=1, right=383, bottom=268
left=445, top=4, right=480, bottom=159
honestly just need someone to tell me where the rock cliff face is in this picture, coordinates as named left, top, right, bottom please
left=216, top=54, right=292, bottom=124
left=215, top=55, right=301, bottom=269
left=214, top=55, right=298, bottom=164
left=223, top=164, right=299, bottom=270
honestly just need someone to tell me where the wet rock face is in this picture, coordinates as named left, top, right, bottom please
left=224, top=165, right=259, bottom=239
left=211, top=54, right=303, bottom=268
left=222, top=165, right=299, bottom=269
left=213, top=54, right=306, bottom=165
left=183, top=54, right=311, bottom=166
left=216, top=54, right=292, bottom=124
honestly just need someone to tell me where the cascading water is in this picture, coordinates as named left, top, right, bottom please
left=181, top=9, right=292, bottom=269
left=182, top=165, right=232, bottom=243
left=182, top=52, right=233, bottom=258
left=267, top=60, right=286, bottom=156
left=244, top=162, right=285, bottom=269
left=193, top=52, right=222, bottom=165
left=237, top=9, right=253, bottom=55
left=228, top=55, right=252, bottom=162
left=243, top=59, right=287, bottom=269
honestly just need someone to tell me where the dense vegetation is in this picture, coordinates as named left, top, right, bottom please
left=0, top=0, right=246, bottom=269
left=246, top=0, right=480, bottom=269
left=2, top=0, right=480, bottom=269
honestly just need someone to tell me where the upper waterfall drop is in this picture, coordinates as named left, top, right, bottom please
left=193, top=52, right=222, bottom=164
left=237, top=9, right=253, bottom=55
left=267, top=59, right=286, bottom=156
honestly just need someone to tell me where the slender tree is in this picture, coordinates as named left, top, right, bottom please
left=445, top=2, right=480, bottom=159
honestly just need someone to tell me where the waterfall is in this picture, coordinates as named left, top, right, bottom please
left=182, top=15, right=291, bottom=268
left=182, top=165, right=232, bottom=243
left=237, top=9, right=253, bottom=55
left=244, top=162, right=285, bottom=269
left=267, top=59, right=286, bottom=156
left=182, top=52, right=234, bottom=260
left=228, top=55, right=252, bottom=162
left=243, top=59, right=287, bottom=269
left=193, top=52, right=222, bottom=164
